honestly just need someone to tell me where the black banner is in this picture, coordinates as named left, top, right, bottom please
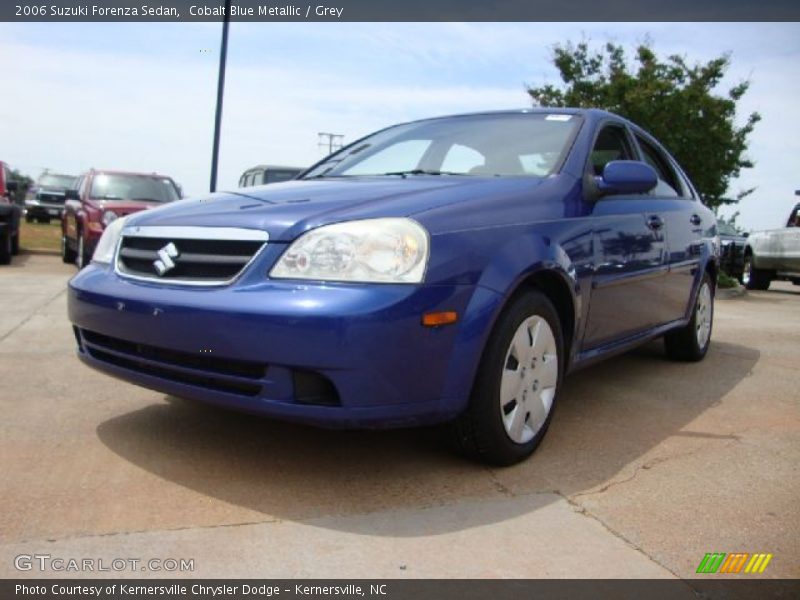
left=3, top=0, right=800, bottom=22
left=4, top=579, right=800, bottom=600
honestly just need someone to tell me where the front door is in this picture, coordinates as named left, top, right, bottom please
left=582, top=124, right=668, bottom=349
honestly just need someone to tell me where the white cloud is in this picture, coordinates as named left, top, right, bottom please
left=2, top=22, right=798, bottom=229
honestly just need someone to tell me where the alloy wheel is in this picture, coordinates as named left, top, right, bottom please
left=695, top=282, right=713, bottom=349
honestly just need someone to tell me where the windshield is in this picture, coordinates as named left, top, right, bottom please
left=303, top=113, right=582, bottom=179
left=90, top=173, right=179, bottom=203
left=38, top=174, right=75, bottom=188
left=265, top=170, right=301, bottom=183
left=717, top=221, right=739, bottom=236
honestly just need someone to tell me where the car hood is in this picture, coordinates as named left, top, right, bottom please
left=125, top=177, right=547, bottom=241
left=90, top=200, right=166, bottom=215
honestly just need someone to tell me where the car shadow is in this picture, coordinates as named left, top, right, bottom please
left=96, top=340, right=759, bottom=536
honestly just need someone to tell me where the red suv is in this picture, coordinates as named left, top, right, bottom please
left=62, top=169, right=182, bottom=267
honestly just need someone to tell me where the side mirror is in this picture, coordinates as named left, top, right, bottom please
left=64, top=189, right=80, bottom=201
left=6, top=181, right=18, bottom=192
left=596, top=160, right=658, bottom=196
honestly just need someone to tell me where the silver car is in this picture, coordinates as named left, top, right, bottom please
left=743, top=197, right=800, bottom=289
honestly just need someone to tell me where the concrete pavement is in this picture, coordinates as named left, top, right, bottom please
left=1, top=254, right=797, bottom=579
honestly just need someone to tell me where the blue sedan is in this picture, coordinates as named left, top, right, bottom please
left=68, top=109, right=718, bottom=465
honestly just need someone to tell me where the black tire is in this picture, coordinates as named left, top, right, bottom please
left=664, top=272, right=714, bottom=362
left=11, top=230, right=19, bottom=255
left=61, top=234, right=77, bottom=264
left=25, top=213, right=34, bottom=223
left=452, top=289, right=564, bottom=466
left=0, top=232, right=11, bottom=265
left=742, top=255, right=771, bottom=290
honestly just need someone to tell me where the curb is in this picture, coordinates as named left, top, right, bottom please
left=21, top=248, right=60, bottom=256
left=717, top=285, right=747, bottom=300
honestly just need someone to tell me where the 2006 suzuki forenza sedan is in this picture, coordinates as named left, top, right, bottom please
left=68, top=109, right=718, bottom=465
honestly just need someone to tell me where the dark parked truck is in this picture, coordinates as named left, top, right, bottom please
left=24, top=171, right=77, bottom=223
left=61, top=169, right=182, bottom=268
left=717, top=220, right=748, bottom=282
left=68, top=109, right=718, bottom=465
left=743, top=200, right=800, bottom=290
left=0, top=161, right=21, bottom=264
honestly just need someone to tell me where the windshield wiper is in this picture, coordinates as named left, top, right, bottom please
left=380, top=169, right=464, bottom=178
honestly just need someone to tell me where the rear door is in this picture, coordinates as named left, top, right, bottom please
left=632, top=132, right=703, bottom=323
left=582, top=123, right=669, bottom=348
left=776, top=204, right=800, bottom=272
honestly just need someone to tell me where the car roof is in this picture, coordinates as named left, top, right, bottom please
left=87, top=169, right=174, bottom=179
left=243, top=165, right=303, bottom=173
left=400, top=107, right=619, bottom=124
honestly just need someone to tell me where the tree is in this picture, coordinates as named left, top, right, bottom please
left=9, top=169, right=33, bottom=206
left=527, top=42, right=760, bottom=211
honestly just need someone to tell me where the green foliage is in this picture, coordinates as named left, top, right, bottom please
left=717, top=271, right=739, bottom=289
left=9, top=169, right=33, bottom=205
left=528, top=42, right=761, bottom=210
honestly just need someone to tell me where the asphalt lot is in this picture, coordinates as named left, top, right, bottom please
left=1, top=253, right=798, bottom=580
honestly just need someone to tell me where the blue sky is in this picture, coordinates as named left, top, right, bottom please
left=2, top=22, right=799, bottom=229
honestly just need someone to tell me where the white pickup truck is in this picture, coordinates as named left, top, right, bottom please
left=743, top=198, right=800, bottom=290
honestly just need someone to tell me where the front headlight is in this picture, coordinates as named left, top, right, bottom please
left=102, top=210, right=118, bottom=227
left=270, top=218, right=429, bottom=283
left=92, top=216, right=127, bottom=264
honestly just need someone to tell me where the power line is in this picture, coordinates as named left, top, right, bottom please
left=318, top=132, right=344, bottom=155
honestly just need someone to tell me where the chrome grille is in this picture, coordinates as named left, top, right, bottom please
left=37, top=191, right=66, bottom=205
left=116, top=226, right=269, bottom=285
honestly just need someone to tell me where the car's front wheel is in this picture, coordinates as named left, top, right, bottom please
left=453, top=290, right=563, bottom=466
left=76, top=234, right=89, bottom=269
left=664, top=272, right=714, bottom=362
left=742, top=256, right=771, bottom=290
left=61, top=233, right=77, bottom=264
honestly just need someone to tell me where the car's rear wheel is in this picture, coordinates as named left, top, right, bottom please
left=452, top=290, right=563, bottom=466
left=25, top=213, right=34, bottom=224
left=61, top=233, right=77, bottom=264
left=742, top=256, right=771, bottom=290
left=664, top=273, right=714, bottom=362
left=11, top=230, right=19, bottom=255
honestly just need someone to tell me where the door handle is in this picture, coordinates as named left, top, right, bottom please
left=646, top=215, right=664, bottom=231
left=690, top=214, right=702, bottom=226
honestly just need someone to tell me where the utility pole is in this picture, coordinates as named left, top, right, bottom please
left=318, top=132, right=344, bottom=155
left=209, top=0, right=232, bottom=193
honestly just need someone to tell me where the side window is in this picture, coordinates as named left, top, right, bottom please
left=74, top=176, right=84, bottom=196
left=590, top=126, right=635, bottom=176
left=635, top=135, right=680, bottom=198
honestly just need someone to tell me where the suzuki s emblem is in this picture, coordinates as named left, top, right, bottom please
left=154, top=242, right=179, bottom=276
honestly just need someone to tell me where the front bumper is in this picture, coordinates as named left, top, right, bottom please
left=25, top=201, right=64, bottom=218
left=68, top=264, right=491, bottom=428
